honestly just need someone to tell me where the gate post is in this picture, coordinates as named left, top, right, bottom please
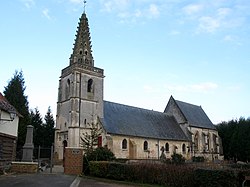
left=50, top=144, right=53, bottom=173
left=64, top=147, right=83, bottom=175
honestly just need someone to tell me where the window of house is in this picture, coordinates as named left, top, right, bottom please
left=122, top=139, right=127, bottom=149
left=87, top=79, right=93, bottom=93
left=182, top=144, right=186, bottom=153
left=143, top=141, right=148, bottom=151
left=165, top=143, right=169, bottom=152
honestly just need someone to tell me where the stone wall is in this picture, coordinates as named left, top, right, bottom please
left=11, top=162, right=38, bottom=173
left=109, top=135, right=190, bottom=160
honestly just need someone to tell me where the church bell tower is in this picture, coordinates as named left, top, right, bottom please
left=54, top=11, right=104, bottom=160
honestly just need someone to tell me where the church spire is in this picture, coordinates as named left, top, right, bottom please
left=70, top=7, right=94, bottom=66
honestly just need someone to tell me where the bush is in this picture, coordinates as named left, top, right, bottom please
left=89, top=161, right=108, bottom=177
left=88, top=161, right=195, bottom=186
left=83, top=147, right=115, bottom=175
left=88, top=161, right=250, bottom=187
left=192, top=156, right=205, bottom=162
left=171, top=153, right=185, bottom=164
left=85, top=147, right=115, bottom=161
left=194, top=168, right=238, bottom=187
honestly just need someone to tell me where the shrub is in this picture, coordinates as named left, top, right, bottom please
left=89, top=161, right=108, bottom=177
left=192, top=156, right=205, bottom=162
left=87, top=161, right=250, bottom=187
left=83, top=147, right=115, bottom=175
left=194, top=168, right=238, bottom=187
left=88, top=161, right=195, bottom=186
left=85, top=147, right=115, bottom=161
left=171, top=153, right=185, bottom=164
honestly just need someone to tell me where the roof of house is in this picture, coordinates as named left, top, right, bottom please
left=102, top=101, right=189, bottom=141
left=0, top=92, right=18, bottom=115
left=174, top=99, right=216, bottom=130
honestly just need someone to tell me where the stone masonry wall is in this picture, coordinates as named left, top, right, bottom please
left=11, top=162, right=38, bottom=173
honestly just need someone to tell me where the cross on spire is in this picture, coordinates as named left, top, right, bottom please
left=83, top=0, right=87, bottom=13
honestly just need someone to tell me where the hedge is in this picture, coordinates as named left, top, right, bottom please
left=89, top=161, right=195, bottom=187
left=88, top=161, right=250, bottom=187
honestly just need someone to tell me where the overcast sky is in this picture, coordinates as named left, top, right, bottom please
left=1, top=0, right=250, bottom=124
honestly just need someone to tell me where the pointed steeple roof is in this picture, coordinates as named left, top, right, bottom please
left=70, top=13, right=94, bottom=67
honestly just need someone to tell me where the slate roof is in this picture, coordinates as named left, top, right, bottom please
left=175, top=99, right=216, bottom=130
left=0, top=93, right=18, bottom=115
left=102, top=101, right=189, bottom=141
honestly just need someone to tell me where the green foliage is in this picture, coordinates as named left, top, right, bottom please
left=85, top=147, right=115, bottom=161
left=88, top=161, right=195, bottom=187
left=217, top=117, right=250, bottom=161
left=3, top=71, right=30, bottom=158
left=30, top=108, right=43, bottom=147
left=89, top=161, right=109, bottom=178
left=171, top=153, right=185, bottom=164
left=43, top=107, right=55, bottom=147
left=192, top=156, right=205, bottom=162
left=88, top=161, right=250, bottom=187
left=194, top=169, right=238, bottom=187
left=30, top=107, right=55, bottom=148
left=83, top=147, right=115, bottom=175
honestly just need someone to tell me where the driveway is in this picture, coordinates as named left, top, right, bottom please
left=0, top=173, right=76, bottom=187
left=0, top=174, right=140, bottom=187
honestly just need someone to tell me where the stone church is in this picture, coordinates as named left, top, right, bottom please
left=54, top=11, right=222, bottom=162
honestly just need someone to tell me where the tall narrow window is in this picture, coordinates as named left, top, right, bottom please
left=165, top=143, right=169, bottom=152
left=122, top=139, right=127, bottom=149
left=143, top=141, right=148, bottom=151
left=182, top=144, right=186, bottom=153
left=87, top=79, right=93, bottom=93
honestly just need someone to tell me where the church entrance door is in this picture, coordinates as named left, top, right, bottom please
left=129, top=140, right=137, bottom=159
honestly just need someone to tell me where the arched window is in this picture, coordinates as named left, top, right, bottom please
left=182, top=144, right=186, bottom=153
left=122, top=139, right=127, bottom=149
left=87, top=79, right=93, bottom=93
left=143, top=141, right=148, bottom=151
left=165, top=143, right=169, bottom=152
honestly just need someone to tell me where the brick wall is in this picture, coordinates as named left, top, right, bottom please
left=64, top=147, right=83, bottom=175
left=11, top=162, right=38, bottom=173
